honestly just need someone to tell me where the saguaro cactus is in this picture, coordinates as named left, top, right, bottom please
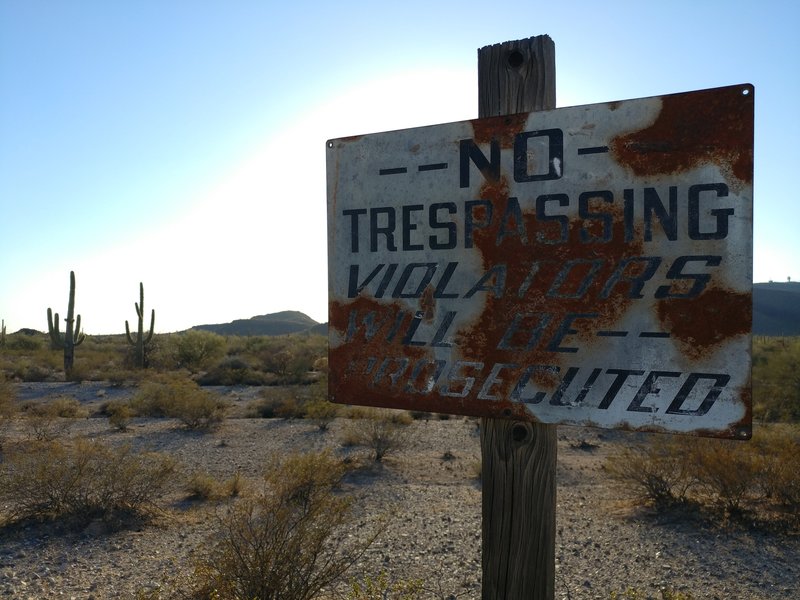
left=125, top=282, right=155, bottom=368
left=1, top=319, right=6, bottom=347
left=47, top=271, right=86, bottom=376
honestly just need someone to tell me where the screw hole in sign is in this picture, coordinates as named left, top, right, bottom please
left=742, top=88, right=750, bottom=96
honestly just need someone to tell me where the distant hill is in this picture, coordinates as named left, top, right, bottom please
left=189, top=287, right=799, bottom=337
left=192, top=310, right=327, bottom=337
left=753, top=281, right=800, bottom=336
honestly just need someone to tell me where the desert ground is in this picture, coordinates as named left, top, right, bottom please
left=1, top=382, right=798, bottom=599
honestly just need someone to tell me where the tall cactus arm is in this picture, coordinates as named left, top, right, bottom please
left=125, top=319, right=135, bottom=344
left=47, top=307, right=63, bottom=345
left=74, top=314, right=85, bottom=346
left=145, top=309, right=155, bottom=344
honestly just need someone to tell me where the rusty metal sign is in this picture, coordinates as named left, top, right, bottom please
left=326, top=84, right=753, bottom=438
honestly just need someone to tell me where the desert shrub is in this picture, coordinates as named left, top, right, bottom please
left=169, top=388, right=228, bottom=430
left=19, top=398, right=85, bottom=441
left=65, top=362, right=89, bottom=383
left=168, top=330, right=226, bottom=372
left=48, top=396, right=86, bottom=418
left=247, top=395, right=283, bottom=418
left=196, top=356, right=270, bottom=386
left=347, top=571, right=423, bottom=599
left=341, top=409, right=412, bottom=462
left=304, top=376, right=338, bottom=430
left=17, top=362, right=54, bottom=383
left=0, top=373, right=15, bottom=412
left=608, top=427, right=800, bottom=520
left=0, top=374, right=16, bottom=446
left=751, top=426, right=800, bottom=510
left=752, top=337, right=800, bottom=422
left=248, top=388, right=306, bottom=419
left=689, top=438, right=760, bottom=513
left=6, top=332, right=43, bottom=351
left=131, top=377, right=228, bottom=429
left=226, top=469, right=245, bottom=498
left=107, top=401, right=134, bottom=431
left=305, top=398, right=339, bottom=431
left=606, top=436, right=699, bottom=508
left=187, top=450, right=378, bottom=600
left=130, top=379, right=179, bottom=417
left=0, top=438, right=176, bottom=528
left=185, top=471, right=225, bottom=501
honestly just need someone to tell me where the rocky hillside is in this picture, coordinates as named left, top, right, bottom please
left=192, top=310, right=325, bottom=336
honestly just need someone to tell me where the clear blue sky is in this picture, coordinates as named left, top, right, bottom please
left=1, top=0, right=797, bottom=333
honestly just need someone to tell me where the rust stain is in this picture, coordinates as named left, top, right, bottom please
left=455, top=176, right=646, bottom=399
left=328, top=297, right=535, bottom=421
left=328, top=294, right=538, bottom=421
left=332, top=134, right=365, bottom=145
left=419, top=284, right=435, bottom=321
left=656, top=286, right=751, bottom=361
left=610, top=86, right=754, bottom=183
left=329, top=296, right=427, bottom=404
left=471, top=113, right=529, bottom=147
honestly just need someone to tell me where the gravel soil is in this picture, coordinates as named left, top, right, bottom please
left=1, top=383, right=798, bottom=599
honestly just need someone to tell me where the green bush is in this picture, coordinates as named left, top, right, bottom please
left=0, top=438, right=176, bottom=528
left=167, top=330, right=226, bottom=372
left=187, top=451, right=378, bottom=600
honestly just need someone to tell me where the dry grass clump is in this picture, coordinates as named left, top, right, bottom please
left=0, top=438, right=176, bottom=529
left=346, top=571, right=423, bottom=599
left=184, top=470, right=244, bottom=501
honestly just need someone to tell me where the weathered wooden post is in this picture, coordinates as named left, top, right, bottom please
left=478, top=36, right=557, bottom=600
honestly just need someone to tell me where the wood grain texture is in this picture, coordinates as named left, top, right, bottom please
left=478, top=35, right=558, bottom=600
left=478, top=35, right=556, bottom=117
